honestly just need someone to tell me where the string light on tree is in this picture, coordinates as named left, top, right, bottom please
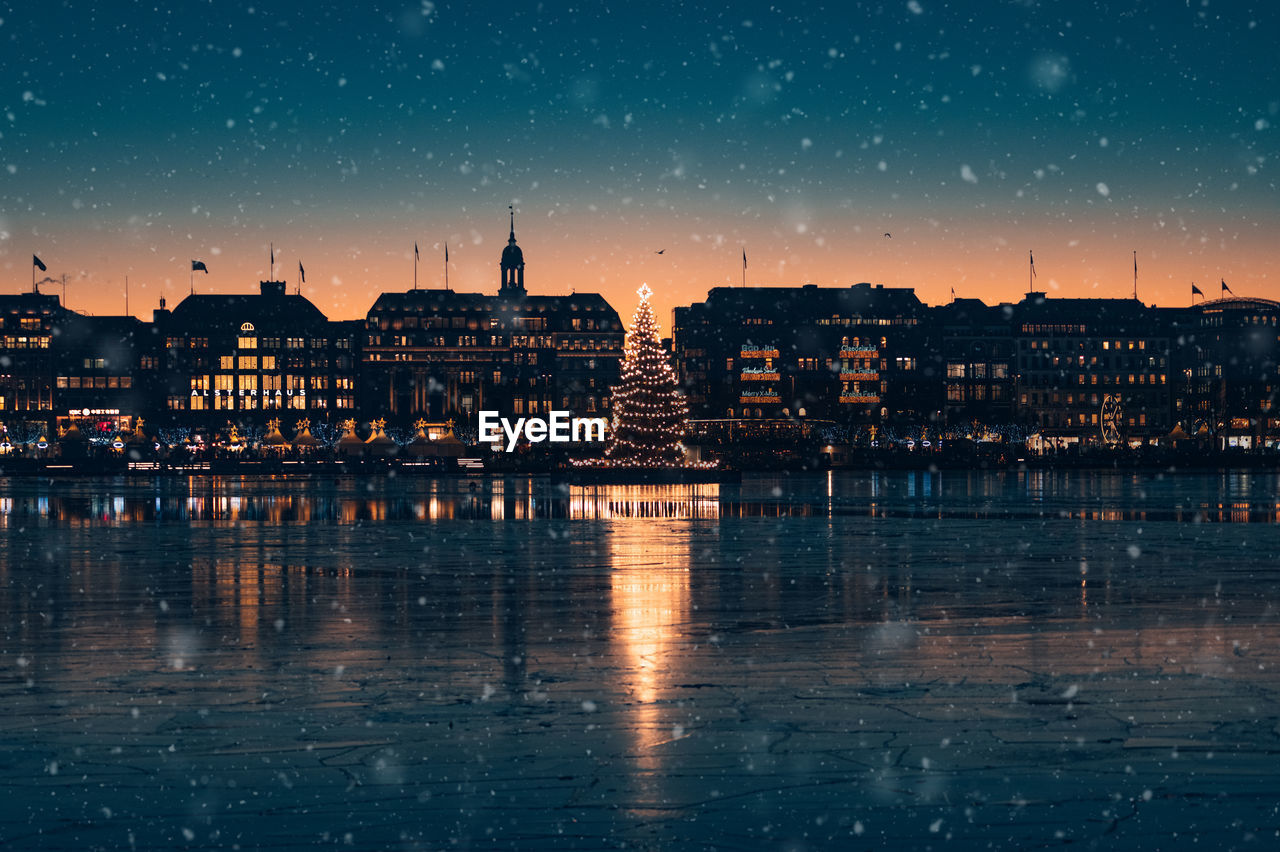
left=579, top=283, right=713, bottom=469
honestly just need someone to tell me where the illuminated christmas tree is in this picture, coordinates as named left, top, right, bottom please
left=606, top=284, right=690, bottom=466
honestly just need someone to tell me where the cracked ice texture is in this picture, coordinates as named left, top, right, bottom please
left=2, top=471, right=1280, bottom=849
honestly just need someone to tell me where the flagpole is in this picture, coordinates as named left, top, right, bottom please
left=444, top=243, right=449, bottom=291
left=270, top=242, right=274, bottom=281
left=125, top=275, right=129, bottom=317
left=1132, top=251, right=1138, bottom=301
left=414, top=243, right=419, bottom=291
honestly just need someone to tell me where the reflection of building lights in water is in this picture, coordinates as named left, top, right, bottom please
left=8, top=477, right=1280, bottom=528
left=1080, top=561, right=1088, bottom=612
left=609, top=525, right=693, bottom=810
left=240, top=564, right=260, bottom=634
left=569, top=485, right=720, bottom=520
left=612, top=566, right=689, bottom=704
left=488, top=478, right=504, bottom=520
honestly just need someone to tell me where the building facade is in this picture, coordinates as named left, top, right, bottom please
left=55, top=312, right=150, bottom=439
left=1176, top=297, right=1280, bottom=446
left=148, top=281, right=360, bottom=432
left=1, top=292, right=146, bottom=441
left=0, top=293, right=65, bottom=426
left=936, top=298, right=1015, bottom=427
left=360, top=220, right=624, bottom=431
left=5, top=261, right=1279, bottom=451
left=672, top=283, right=939, bottom=427
left=1009, top=295, right=1175, bottom=442
left=147, top=281, right=363, bottom=432
left=672, top=285, right=1201, bottom=446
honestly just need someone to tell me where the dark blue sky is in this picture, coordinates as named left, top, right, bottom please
left=2, top=1, right=1276, bottom=320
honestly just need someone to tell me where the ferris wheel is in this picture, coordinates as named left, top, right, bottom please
left=1100, top=394, right=1124, bottom=446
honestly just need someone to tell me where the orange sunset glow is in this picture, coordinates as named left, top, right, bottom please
left=8, top=203, right=1275, bottom=331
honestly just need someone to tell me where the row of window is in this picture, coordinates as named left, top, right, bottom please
left=1035, top=413, right=1151, bottom=427
left=1027, top=339, right=1150, bottom=351
left=1020, top=374, right=1168, bottom=387
left=1020, top=323, right=1089, bottom=334
left=1021, top=355, right=1165, bottom=369
left=374, top=315, right=580, bottom=331
left=946, top=385, right=1010, bottom=401
left=1022, top=392, right=1162, bottom=407
left=376, top=302, right=605, bottom=314
left=722, top=356, right=904, bottom=372
left=187, top=374, right=355, bottom=391
left=371, top=333, right=619, bottom=350
left=166, top=336, right=347, bottom=350
left=171, top=395, right=357, bottom=411
left=157, top=355, right=348, bottom=371
left=946, top=363, right=1011, bottom=379
left=816, top=317, right=920, bottom=327
left=508, top=397, right=609, bottom=415
left=57, top=376, right=133, bottom=389
left=1198, top=314, right=1280, bottom=327
left=374, top=315, right=611, bottom=332
left=4, top=336, right=51, bottom=349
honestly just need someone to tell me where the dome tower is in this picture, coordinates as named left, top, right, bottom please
left=499, top=205, right=526, bottom=298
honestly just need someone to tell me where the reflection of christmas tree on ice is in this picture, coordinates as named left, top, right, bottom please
left=605, top=283, right=691, bottom=466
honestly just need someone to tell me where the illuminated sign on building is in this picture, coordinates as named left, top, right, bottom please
left=190, top=389, right=307, bottom=398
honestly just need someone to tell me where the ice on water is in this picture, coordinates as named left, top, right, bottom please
left=3, top=471, right=1280, bottom=849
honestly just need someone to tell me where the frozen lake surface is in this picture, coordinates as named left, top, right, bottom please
left=3, top=471, right=1279, bottom=850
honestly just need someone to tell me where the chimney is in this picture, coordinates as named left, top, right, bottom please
left=261, top=280, right=286, bottom=297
